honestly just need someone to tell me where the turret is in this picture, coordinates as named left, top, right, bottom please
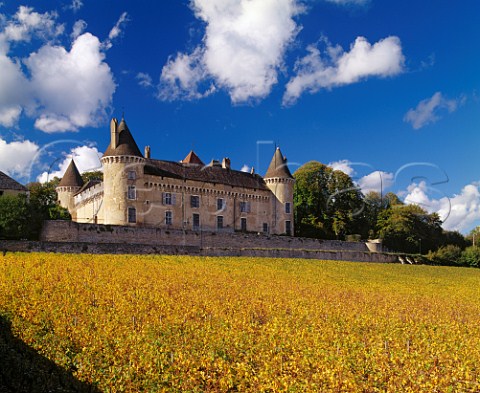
left=264, top=147, right=295, bottom=235
left=56, top=159, right=84, bottom=218
left=101, top=117, right=144, bottom=225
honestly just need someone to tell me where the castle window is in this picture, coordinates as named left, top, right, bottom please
left=285, top=220, right=292, bottom=236
left=217, top=215, right=223, bottom=230
left=240, top=201, right=251, bottom=213
left=285, top=202, right=291, bottom=214
left=165, top=211, right=173, bottom=225
left=191, top=195, right=200, bottom=208
left=263, top=223, right=268, bottom=234
left=217, top=198, right=225, bottom=211
left=192, top=213, right=200, bottom=230
left=127, top=185, right=136, bottom=200
left=128, top=207, right=136, bottom=223
left=127, top=171, right=136, bottom=180
left=0, top=191, right=3, bottom=196
left=163, top=192, right=175, bottom=205
left=240, top=217, right=247, bottom=232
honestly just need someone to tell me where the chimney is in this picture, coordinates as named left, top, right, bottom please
left=110, top=118, right=118, bottom=149
left=222, top=157, right=231, bottom=169
left=250, top=167, right=255, bottom=175
left=144, top=146, right=151, bottom=159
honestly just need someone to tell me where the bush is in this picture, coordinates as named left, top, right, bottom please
left=459, top=246, right=480, bottom=268
left=426, top=244, right=463, bottom=266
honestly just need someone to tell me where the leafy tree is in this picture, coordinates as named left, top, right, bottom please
left=293, top=161, right=365, bottom=239
left=376, top=204, right=443, bottom=254
left=0, top=194, right=35, bottom=239
left=82, top=170, right=103, bottom=183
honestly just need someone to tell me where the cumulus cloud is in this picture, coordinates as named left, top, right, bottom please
left=37, top=145, right=102, bottom=183
left=328, top=159, right=394, bottom=195
left=403, top=181, right=480, bottom=233
left=0, top=6, right=116, bottom=132
left=329, top=159, right=355, bottom=176
left=240, top=164, right=251, bottom=173
left=1, top=6, right=63, bottom=44
left=23, top=32, right=115, bottom=132
left=283, top=36, right=405, bottom=105
left=357, top=171, right=394, bottom=194
left=404, top=92, right=463, bottom=130
left=159, top=0, right=304, bottom=103
left=0, top=137, right=39, bottom=178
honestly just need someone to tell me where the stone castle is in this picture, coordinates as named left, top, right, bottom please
left=57, top=117, right=295, bottom=235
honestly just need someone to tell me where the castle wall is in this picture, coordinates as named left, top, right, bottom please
left=41, top=220, right=371, bottom=251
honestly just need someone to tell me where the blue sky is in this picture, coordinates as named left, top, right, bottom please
left=0, top=0, right=479, bottom=233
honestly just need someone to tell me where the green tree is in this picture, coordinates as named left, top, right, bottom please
left=293, top=161, right=365, bottom=239
left=376, top=204, right=443, bottom=254
left=82, top=170, right=103, bottom=183
left=426, top=244, right=463, bottom=266
left=0, top=194, right=35, bottom=239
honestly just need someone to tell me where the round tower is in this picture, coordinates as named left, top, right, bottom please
left=101, top=117, right=145, bottom=226
left=56, top=159, right=84, bottom=219
left=264, top=147, right=295, bottom=235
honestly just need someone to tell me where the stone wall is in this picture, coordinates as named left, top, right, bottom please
left=40, top=220, right=373, bottom=252
left=0, top=240, right=398, bottom=263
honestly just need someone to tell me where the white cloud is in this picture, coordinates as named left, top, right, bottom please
left=283, top=36, right=404, bottom=105
left=136, top=72, right=153, bottom=88
left=71, top=20, right=87, bottom=40
left=329, top=159, right=355, bottom=176
left=103, top=12, right=129, bottom=50
left=357, top=171, right=394, bottom=194
left=159, top=0, right=304, bottom=103
left=69, top=0, right=83, bottom=13
left=0, top=6, right=116, bottom=132
left=24, top=32, right=116, bottom=132
left=240, top=164, right=251, bottom=173
left=403, top=181, right=480, bottom=233
left=0, top=137, right=39, bottom=178
left=2, top=6, right=63, bottom=44
left=37, top=145, right=101, bottom=183
left=404, top=92, right=462, bottom=130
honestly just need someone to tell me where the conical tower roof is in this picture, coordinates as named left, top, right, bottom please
left=103, top=118, right=143, bottom=157
left=58, top=159, right=84, bottom=187
left=264, top=147, right=293, bottom=179
left=181, top=150, right=204, bottom=166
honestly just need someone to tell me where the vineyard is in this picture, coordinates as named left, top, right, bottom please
left=1, top=253, right=480, bottom=392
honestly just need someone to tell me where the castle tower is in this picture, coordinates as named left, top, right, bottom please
left=56, top=159, right=84, bottom=218
left=264, top=147, right=295, bottom=235
left=101, top=117, right=144, bottom=225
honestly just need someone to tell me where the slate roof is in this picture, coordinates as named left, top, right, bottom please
left=103, top=119, right=143, bottom=158
left=0, top=171, right=27, bottom=191
left=58, top=160, right=84, bottom=188
left=74, top=179, right=102, bottom=196
left=264, top=147, right=293, bottom=179
left=144, top=159, right=269, bottom=191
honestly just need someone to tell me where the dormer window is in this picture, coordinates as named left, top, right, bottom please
left=128, top=171, right=136, bottom=180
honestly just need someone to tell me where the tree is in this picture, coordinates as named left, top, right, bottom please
left=0, top=194, right=35, bottom=239
left=82, top=170, right=103, bottom=183
left=459, top=246, right=480, bottom=268
left=293, top=161, right=365, bottom=239
left=376, top=203, right=443, bottom=254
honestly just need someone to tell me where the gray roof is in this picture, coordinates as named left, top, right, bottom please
left=0, top=171, right=27, bottom=191
left=144, top=159, right=269, bottom=191
left=103, top=119, right=143, bottom=158
left=74, top=179, right=102, bottom=196
left=264, top=147, right=293, bottom=179
left=58, top=160, right=84, bottom=187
